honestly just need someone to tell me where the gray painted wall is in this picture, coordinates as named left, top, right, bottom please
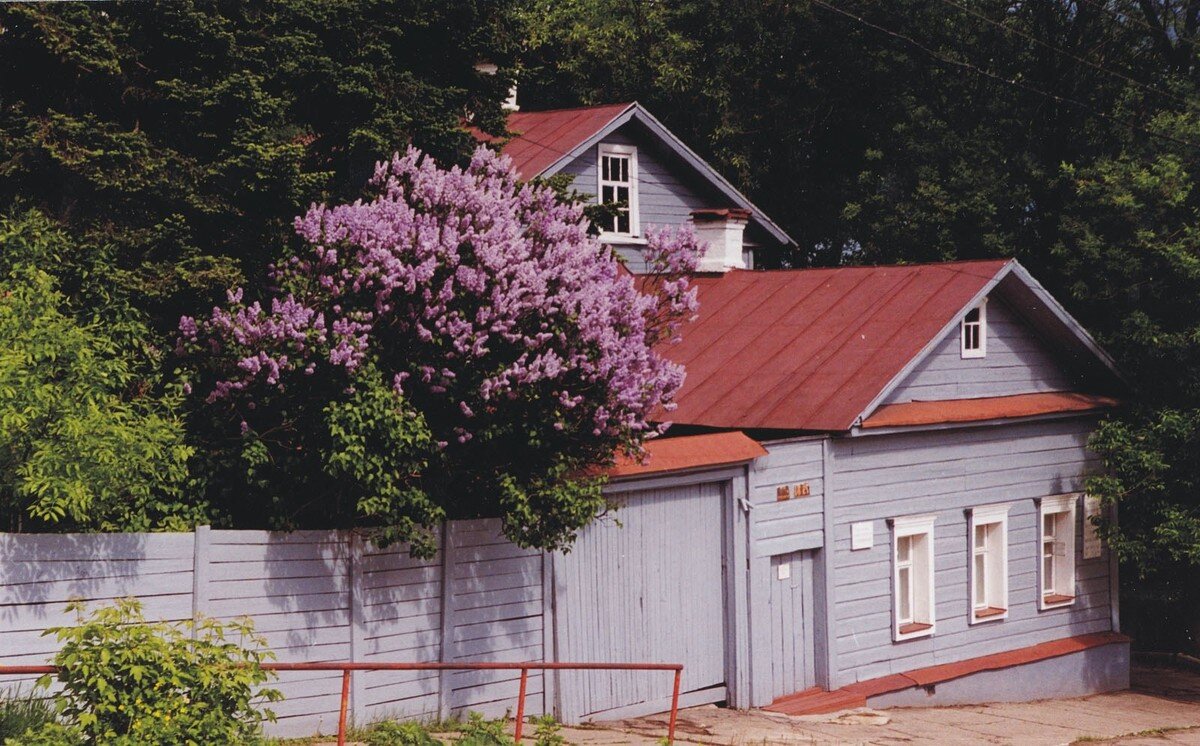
left=556, top=123, right=774, bottom=271
left=0, top=522, right=545, bottom=738
left=827, top=417, right=1111, bottom=688
left=883, top=296, right=1078, bottom=404
left=552, top=480, right=729, bottom=722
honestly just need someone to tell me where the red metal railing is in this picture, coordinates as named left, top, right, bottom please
left=0, top=661, right=684, bottom=745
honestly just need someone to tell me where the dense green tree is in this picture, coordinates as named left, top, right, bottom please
left=0, top=212, right=196, bottom=532
left=0, top=0, right=520, bottom=329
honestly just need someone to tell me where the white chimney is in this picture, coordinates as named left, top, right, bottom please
left=690, top=208, right=750, bottom=272
left=474, top=61, right=519, bottom=112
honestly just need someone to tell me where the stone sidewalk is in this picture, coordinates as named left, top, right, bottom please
left=564, top=663, right=1200, bottom=745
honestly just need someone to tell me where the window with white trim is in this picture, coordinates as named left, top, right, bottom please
left=892, top=514, right=936, bottom=641
left=597, top=143, right=639, bottom=236
left=969, top=504, right=1010, bottom=623
left=961, top=299, right=987, bottom=358
left=1039, top=494, right=1078, bottom=609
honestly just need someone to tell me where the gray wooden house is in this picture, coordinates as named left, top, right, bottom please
left=482, top=103, right=1132, bottom=721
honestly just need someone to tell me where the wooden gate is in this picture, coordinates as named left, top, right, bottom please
left=551, top=481, right=728, bottom=721
left=768, top=550, right=816, bottom=700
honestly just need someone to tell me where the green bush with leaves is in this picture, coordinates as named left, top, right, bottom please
left=13, top=599, right=281, bottom=746
left=363, top=720, right=440, bottom=746
left=456, top=712, right=513, bottom=746
left=0, top=211, right=198, bottom=533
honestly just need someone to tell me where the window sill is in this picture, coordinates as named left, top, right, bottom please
left=971, top=606, right=1007, bottom=623
left=1040, top=594, right=1075, bottom=610
left=598, top=233, right=646, bottom=245
left=896, top=622, right=934, bottom=641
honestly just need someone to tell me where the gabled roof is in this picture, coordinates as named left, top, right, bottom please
left=474, top=102, right=795, bottom=247
left=663, top=259, right=1123, bottom=432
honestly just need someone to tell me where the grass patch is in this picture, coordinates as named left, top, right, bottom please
left=0, top=688, right=57, bottom=742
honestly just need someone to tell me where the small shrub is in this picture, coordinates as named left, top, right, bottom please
left=529, top=714, right=565, bottom=746
left=456, top=712, right=513, bottom=745
left=0, top=688, right=56, bottom=741
left=24, top=598, right=282, bottom=745
left=363, top=720, right=439, bottom=746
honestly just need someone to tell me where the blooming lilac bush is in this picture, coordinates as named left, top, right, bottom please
left=180, top=146, right=700, bottom=554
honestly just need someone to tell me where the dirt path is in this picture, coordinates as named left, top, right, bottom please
left=567, top=663, right=1200, bottom=745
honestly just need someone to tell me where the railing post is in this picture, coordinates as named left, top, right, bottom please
left=514, top=666, right=529, bottom=743
left=668, top=667, right=681, bottom=744
left=337, top=669, right=351, bottom=746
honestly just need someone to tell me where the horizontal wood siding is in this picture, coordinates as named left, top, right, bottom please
left=0, top=533, right=194, bottom=692
left=0, top=524, right=546, bottom=738
left=750, top=439, right=825, bottom=556
left=829, top=417, right=1110, bottom=687
left=446, top=519, right=545, bottom=719
left=884, top=297, right=1078, bottom=403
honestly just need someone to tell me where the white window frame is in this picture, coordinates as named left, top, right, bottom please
left=968, top=503, right=1011, bottom=624
left=1039, top=494, right=1078, bottom=610
left=960, top=298, right=988, bottom=359
left=891, top=514, right=937, bottom=641
left=597, top=143, right=640, bottom=238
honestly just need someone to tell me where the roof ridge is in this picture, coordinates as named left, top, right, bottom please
left=509, top=101, right=635, bottom=116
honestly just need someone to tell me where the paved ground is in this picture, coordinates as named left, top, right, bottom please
left=560, top=663, right=1200, bottom=745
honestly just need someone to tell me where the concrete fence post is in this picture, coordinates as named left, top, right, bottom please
left=348, top=531, right=367, bottom=727
left=191, top=525, right=212, bottom=634
left=437, top=521, right=458, bottom=721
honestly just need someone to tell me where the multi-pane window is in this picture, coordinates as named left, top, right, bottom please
left=961, top=299, right=987, bottom=358
left=969, top=504, right=1010, bottom=623
left=892, top=514, right=936, bottom=641
left=597, top=144, right=638, bottom=236
left=1039, top=494, right=1078, bottom=609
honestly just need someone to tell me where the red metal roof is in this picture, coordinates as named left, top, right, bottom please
left=474, top=103, right=634, bottom=179
left=862, top=392, right=1118, bottom=429
left=664, top=260, right=1012, bottom=431
left=604, top=431, right=766, bottom=478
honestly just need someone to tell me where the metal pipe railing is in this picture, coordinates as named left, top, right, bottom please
left=0, top=660, right=685, bottom=745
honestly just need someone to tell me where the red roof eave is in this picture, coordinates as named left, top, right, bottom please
left=603, top=431, right=766, bottom=478
left=861, top=392, right=1119, bottom=430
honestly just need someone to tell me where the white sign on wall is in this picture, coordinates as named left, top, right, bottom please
left=1083, top=494, right=1103, bottom=559
left=850, top=521, right=874, bottom=551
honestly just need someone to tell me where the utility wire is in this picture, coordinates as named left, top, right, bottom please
left=809, top=0, right=1200, bottom=150
left=939, top=0, right=1192, bottom=106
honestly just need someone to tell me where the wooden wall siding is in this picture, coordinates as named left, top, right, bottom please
left=828, top=418, right=1110, bottom=688
left=0, top=522, right=546, bottom=739
left=0, top=533, right=195, bottom=692
left=883, top=297, right=1078, bottom=404
left=444, top=519, right=546, bottom=719
left=553, top=481, right=728, bottom=722
left=767, top=551, right=816, bottom=700
left=750, top=439, right=825, bottom=557
left=556, top=123, right=773, bottom=272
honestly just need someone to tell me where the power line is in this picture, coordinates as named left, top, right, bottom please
left=940, top=0, right=1192, bottom=106
left=809, top=0, right=1200, bottom=150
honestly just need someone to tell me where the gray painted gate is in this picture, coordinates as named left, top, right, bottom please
left=552, top=481, right=728, bottom=721
left=768, top=550, right=816, bottom=700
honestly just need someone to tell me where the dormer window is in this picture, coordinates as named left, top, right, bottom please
left=961, top=299, right=987, bottom=358
left=598, top=143, right=639, bottom=236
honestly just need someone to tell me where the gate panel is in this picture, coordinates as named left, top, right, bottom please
left=768, top=550, right=815, bottom=700
left=554, top=481, right=727, bottom=721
